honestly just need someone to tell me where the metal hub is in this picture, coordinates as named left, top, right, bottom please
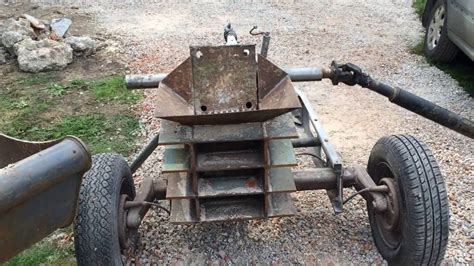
left=118, top=194, right=131, bottom=250
left=427, top=5, right=445, bottom=50
left=379, top=178, right=400, bottom=230
left=374, top=177, right=401, bottom=248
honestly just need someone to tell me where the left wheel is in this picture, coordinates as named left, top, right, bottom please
left=74, top=153, right=137, bottom=265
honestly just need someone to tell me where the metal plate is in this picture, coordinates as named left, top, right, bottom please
left=191, top=45, right=257, bottom=114
left=165, top=172, right=194, bottom=199
left=162, top=145, right=190, bottom=172
left=169, top=199, right=197, bottom=223
left=268, top=168, right=296, bottom=193
left=268, top=139, right=297, bottom=167
left=267, top=193, right=297, bottom=217
left=198, top=173, right=264, bottom=198
left=199, top=196, right=264, bottom=222
left=196, top=150, right=264, bottom=172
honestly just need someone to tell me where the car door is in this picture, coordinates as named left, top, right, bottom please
left=447, top=0, right=474, bottom=60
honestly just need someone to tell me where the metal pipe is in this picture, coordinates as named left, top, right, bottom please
left=291, top=137, right=320, bottom=148
left=293, top=168, right=356, bottom=191
left=366, top=80, right=474, bottom=139
left=285, top=67, right=324, bottom=81
left=130, top=133, right=160, bottom=174
left=124, top=67, right=331, bottom=89
left=125, top=74, right=167, bottom=89
left=0, top=137, right=91, bottom=262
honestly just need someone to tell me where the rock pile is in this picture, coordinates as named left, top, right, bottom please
left=0, top=14, right=98, bottom=72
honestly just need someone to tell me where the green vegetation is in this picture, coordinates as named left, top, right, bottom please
left=1, top=74, right=143, bottom=264
left=411, top=39, right=474, bottom=97
left=90, top=76, right=141, bottom=103
left=413, top=0, right=427, bottom=17
left=5, top=240, right=75, bottom=266
left=20, top=72, right=56, bottom=86
left=0, top=75, right=142, bottom=154
left=46, top=83, right=67, bottom=96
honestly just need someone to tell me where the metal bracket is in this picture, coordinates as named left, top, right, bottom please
left=295, top=89, right=344, bottom=213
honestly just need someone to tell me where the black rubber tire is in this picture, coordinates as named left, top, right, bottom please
left=74, top=153, right=136, bottom=266
left=367, top=135, right=449, bottom=265
left=424, top=0, right=458, bottom=62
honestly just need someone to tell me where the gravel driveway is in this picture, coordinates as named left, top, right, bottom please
left=66, top=0, right=473, bottom=264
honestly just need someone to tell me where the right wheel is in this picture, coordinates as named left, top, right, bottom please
left=423, top=0, right=458, bottom=62
left=367, top=135, right=449, bottom=265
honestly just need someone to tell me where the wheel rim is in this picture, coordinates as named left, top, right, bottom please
left=118, top=194, right=130, bottom=250
left=372, top=163, right=402, bottom=250
left=427, top=5, right=445, bottom=50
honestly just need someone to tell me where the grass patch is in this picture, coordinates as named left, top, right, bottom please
left=0, top=75, right=141, bottom=155
left=2, top=74, right=142, bottom=265
left=46, top=83, right=68, bottom=96
left=90, top=76, right=141, bottom=103
left=413, top=0, right=427, bottom=17
left=20, top=72, right=55, bottom=86
left=410, top=40, right=424, bottom=55
left=435, top=56, right=474, bottom=96
left=5, top=240, right=75, bottom=266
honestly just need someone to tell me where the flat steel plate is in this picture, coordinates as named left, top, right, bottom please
left=199, top=196, right=264, bottom=222
left=165, top=172, right=194, bottom=199
left=191, top=45, right=257, bottom=115
left=267, top=193, right=297, bottom=217
left=198, top=174, right=264, bottom=198
left=268, top=168, right=297, bottom=193
left=162, top=145, right=190, bottom=173
left=169, top=199, right=197, bottom=223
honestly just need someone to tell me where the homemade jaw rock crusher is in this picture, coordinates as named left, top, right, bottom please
left=154, top=44, right=303, bottom=222
left=72, top=25, right=474, bottom=265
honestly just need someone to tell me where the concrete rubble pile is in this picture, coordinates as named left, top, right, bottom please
left=0, top=14, right=98, bottom=72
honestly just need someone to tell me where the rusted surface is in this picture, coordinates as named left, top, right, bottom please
left=0, top=133, right=62, bottom=168
left=199, top=196, right=264, bottom=222
left=154, top=45, right=300, bottom=125
left=161, top=57, right=193, bottom=102
left=191, top=45, right=257, bottom=114
left=0, top=136, right=91, bottom=263
left=257, top=55, right=287, bottom=99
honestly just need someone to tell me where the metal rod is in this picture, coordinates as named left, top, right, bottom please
left=130, top=133, right=160, bottom=174
left=125, top=74, right=167, bottom=89
left=293, top=168, right=356, bottom=191
left=285, top=67, right=323, bottom=81
left=291, top=137, right=321, bottom=148
left=367, top=80, right=474, bottom=139
left=124, top=67, right=330, bottom=89
left=260, top=34, right=270, bottom=57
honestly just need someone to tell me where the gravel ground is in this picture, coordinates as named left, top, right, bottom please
left=45, top=0, right=472, bottom=264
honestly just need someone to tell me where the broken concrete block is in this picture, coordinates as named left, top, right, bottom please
left=15, top=39, right=73, bottom=72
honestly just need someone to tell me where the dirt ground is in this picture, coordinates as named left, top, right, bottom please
left=2, top=0, right=473, bottom=265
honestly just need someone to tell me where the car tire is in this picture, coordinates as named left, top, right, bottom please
left=424, top=0, right=459, bottom=62
left=367, top=135, right=449, bottom=265
left=74, top=153, right=138, bottom=266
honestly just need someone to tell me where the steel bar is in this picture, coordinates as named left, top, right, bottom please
left=126, top=179, right=167, bottom=229
left=291, top=137, right=320, bottom=148
left=293, top=168, right=356, bottom=191
left=366, top=80, right=474, bottom=139
left=125, top=67, right=329, bottom=89
left=296, top=89, right=344, bottom=213
left=125, top=74, right=167, bottom=89
left=130, top=133, right=160, bottom=174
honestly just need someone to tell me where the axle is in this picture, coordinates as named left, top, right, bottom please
left=125, top=63, right=473, bottom=139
